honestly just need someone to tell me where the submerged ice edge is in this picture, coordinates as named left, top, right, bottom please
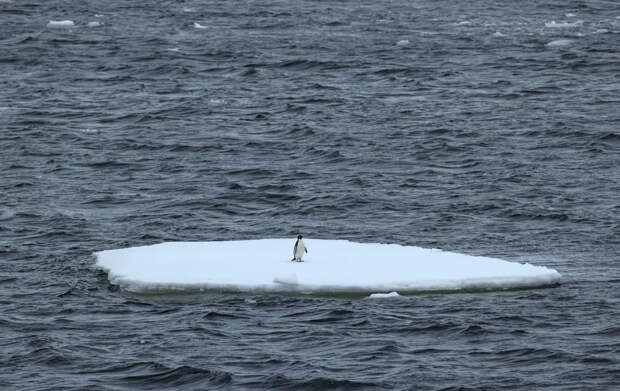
left=100, top=270, right=561, bottom=294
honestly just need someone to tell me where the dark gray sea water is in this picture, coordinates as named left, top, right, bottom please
left=2, top=0, right=620, bottom=389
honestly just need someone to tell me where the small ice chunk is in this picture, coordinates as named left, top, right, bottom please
left=566, top=13, right=576, bottom=18
left=95, top=14, right=103, bottom=18
left=547, top=39, right=573, bottom=47
left=368, top=292, right=400, bottom=298
left=396, top=39, right=410, bottom=46
left=194, top=22, right=207, bottom=29
left=47, top=20, right=75, bottom=28
left=87, top=21, right=101, bottom=27
left=492, top=31, right=505, bottom=37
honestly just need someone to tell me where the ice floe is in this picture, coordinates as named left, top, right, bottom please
left=94, top=239, right=561, bottom=294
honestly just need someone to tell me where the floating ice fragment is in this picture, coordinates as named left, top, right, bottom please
left=368, top=292, right=400, bottom=299
left=492, top=31, right=505, bottom=37
left=87, top=21, right=101, bottom=27
left=94, top=239, right=561, bottom=294
left=396, top=39, right=410, bottom=46
left=47, top=20, right=75, bottom=28
left=566, top=13, right=576, bottom=18
left=194, top=22, right=208, bottom=29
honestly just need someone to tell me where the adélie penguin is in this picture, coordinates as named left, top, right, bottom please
left=292, top=234, right=308, bottom=262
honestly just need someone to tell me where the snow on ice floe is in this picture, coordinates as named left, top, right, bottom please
left=47, top=20, right=75, bottom=28
left=94, top=239, right=561, bottom=294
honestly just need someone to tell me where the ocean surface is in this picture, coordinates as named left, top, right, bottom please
left=2, top=0, right=619, bottom=389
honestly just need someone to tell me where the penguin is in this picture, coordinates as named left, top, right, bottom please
left=292, top=234, right=308, bottom=262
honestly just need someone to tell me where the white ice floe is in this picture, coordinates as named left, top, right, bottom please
left=193, top=22, right=208, bottom=29
left=94, top=239, right=561, bottom=293
left=396, top=39, right=410, bottom=46
left=368, top=292, right=400, bottom=299
left=547, top=39, right=573, bottom=47
left=47, top=20, right=75, bottom=28
left=87, top=21, right=101, bottom=28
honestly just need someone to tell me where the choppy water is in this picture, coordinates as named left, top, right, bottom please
left=2, top=0, right=619, bottom=389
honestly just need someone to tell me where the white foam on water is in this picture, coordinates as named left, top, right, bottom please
left=396, top=39, right=410, bottom=46
left=566, top=13, right=577, bottom=18
left=47, top=20, right=75, bottom=28
left=94, top=239, right=561, bottom=293
left=545, top=20, right=583, bottom=28
left=492, top=31, right=505, bottom=37
left=80, top=128, right=100, bottom=134
left=368, top=292, right=400, bottom=299
left=547, top=39, right=574, bottom=47
left=194, top=22, right=208, bottom=29
left=95, top=14, right=103, bottom=18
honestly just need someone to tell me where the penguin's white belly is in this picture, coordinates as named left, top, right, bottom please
left=295, top=241, right=306, bottom=258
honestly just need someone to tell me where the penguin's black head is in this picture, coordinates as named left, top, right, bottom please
left=297, top=234, right=303, bottom=239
